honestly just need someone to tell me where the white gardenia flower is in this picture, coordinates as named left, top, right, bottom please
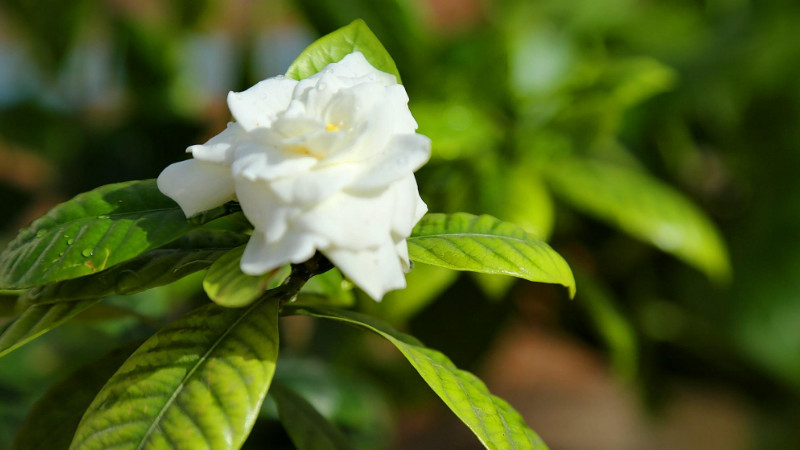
left=157, top=52, right=430, bottom=300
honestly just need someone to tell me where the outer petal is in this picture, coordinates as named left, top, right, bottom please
left=227, top=75, right=298, bottom=131
left=323, top=239, right=406, bottom=300
left=294, top=189, right=394, bottom=249
left=157, top=159, right=235, bottom=218
left=187, top=122, right=245, bottom=164
left=240, top=230, right=321, bottom=275
left=389, top=175, right=428, bottom=238
left=385, top=85, right=418, bottom=134
left=345, top=133, right=431, bottom=192
left=395, top=238, right=411, bottom=272
left=235, top=177, right=302, bottom=243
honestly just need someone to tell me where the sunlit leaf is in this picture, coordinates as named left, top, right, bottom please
left=545, top=158, right=730, bottom=281
left=271, top=382, right=353, bottom=450
left=408, top=213, right=575, bottom=297
left=24, top=230, right=247, bottom=304
left=286, top=19, right=401, bottom=82
left=0, top=299, right=101, bottom=358
left=0, top=180, right=232, bottom=290
left=203, top=246, right=290, bottom=308
left=70, top=292, right=286, bottom=450
left=10, top=343, right=138, bottom=450
left=284, top=305, right=549, bottom=450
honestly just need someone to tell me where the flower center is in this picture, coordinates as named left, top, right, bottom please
left=326, top=123, right=340, bottom=132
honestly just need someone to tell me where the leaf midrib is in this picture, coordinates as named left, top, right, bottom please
left=133, top=299, right=264, bottom=450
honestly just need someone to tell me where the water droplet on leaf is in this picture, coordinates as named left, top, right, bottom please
left=67, top=239, right=74, bottom=245
left=81, top=249, right=93, bottom=257
left=35, top=230, right=47, bottom=238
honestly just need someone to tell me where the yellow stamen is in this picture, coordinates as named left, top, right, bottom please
left=326, top=123, right=340, bottom=131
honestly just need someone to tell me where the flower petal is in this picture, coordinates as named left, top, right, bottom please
left=323, top=239, right=406, bottom=300
left=323, top=52, right=397, bottom=86
left=294, top=188, right=395, bottom=249
left=268, top=164, right=360, bottom=206
left=385, top=85, right=418, bottom=134
left=389, top=175, right=428, bottom=238
left=345, top=134, right=431, bottom=192
left=235, top=177, right=302, bottom=243
left=187, top=122, right=245, bottom=164
left=227, top=75, right=298, bottom=131
left=157, top=159, right=235, bottom=218
left=240, top=230, right=321, bottom=275
left=232, top=140, right=317, bottom=181
left=395, top=238, right=411, bottom=272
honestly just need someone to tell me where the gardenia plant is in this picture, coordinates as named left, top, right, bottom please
left=0, top=20, right=574, bottom=450
left=158, top=51, right=430, bottom=300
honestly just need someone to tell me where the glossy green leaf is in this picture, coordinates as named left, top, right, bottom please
left=0, top=180, right=231, bottom=290
left=271, top=382, right=353, bottom=450
left=11, top=343, right=139, bottom=450
left=286, top=19, right=401, bottom=82
left=408, top=213, right=575, bottom=297
left=203, top=246, right=290, bottom=308
left=70, top=292, right=286, bottom=450
left=24, top=230, right=248, bottom=304
left=284, top=305, right=549, bottom=450
left=0, top=299, right=101, bottom=358
left=545, top=158, right=730, bottom=281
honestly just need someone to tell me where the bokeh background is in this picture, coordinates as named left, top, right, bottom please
left=2, top=0, right=800, bottom=448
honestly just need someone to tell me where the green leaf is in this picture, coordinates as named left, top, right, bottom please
left=70, top=291, right=285, bottom=450
left=545, top=158, right=730, bottom=281
left=286, top=19, right=401, bottom=82
left=24, top=229, right=248, bottom=304
left=203, top=246, right=290, bottom=308
left=10, top=343, right=139, bottom=450
left=408, top=213, right=575, bottom=297
left=0, top=299, right=101, bottom=358
left=270, top=382, right=353, bottom=450
left=296, top=268, right=355, bottom=308
left=284, top=305, right=549, bottom=450
left=0, top=180, right=231, bottom=290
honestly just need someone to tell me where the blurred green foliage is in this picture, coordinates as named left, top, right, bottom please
left=1, top=0, right=800, bottom=448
